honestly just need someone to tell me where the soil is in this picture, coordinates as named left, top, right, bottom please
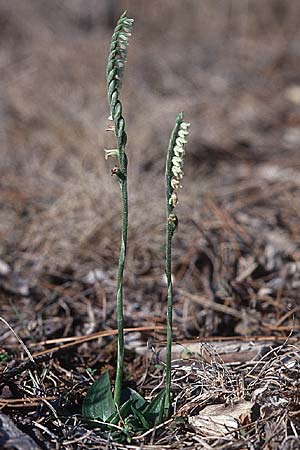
left=1, top=1, right=300, bottom=449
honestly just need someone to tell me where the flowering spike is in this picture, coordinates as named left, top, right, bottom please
left=106, top=13, right=134, bottom=97
left=105, top=12, right=134, bottom=408
left=167, top=119, right=190, bottom=210
left=165, top=113, right=190, bottom=418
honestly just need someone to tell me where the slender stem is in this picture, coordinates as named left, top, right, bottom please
left=164, top=114, right=183, bottom=417
left=106, top=12, right=133, bottom=408
left=114, top=148, right=128, bottom=407
left=164, top=223, right=173, bottom=416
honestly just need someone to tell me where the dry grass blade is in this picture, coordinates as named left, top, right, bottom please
left=0, top=396, right=57, bottom=408
left=31, top=325, right=164, bottom=358
left=1, top=1, right=300, bottom=448
left=178, top=290, right=243, bottom=319
left=0, top=317, right=34, bottom=362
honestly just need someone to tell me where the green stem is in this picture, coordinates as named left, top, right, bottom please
left=114, top=142, right=128, bottom=407
left=164, top=223, right=173, bottom=417
left=164, top=113, right=183, bottom=418
left=106, top=11, right=133, bottom=407
left=114, top=165, right=128, bottom=407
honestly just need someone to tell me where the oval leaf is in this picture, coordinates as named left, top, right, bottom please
left=82, top=371, right=116, bottom=421
left=121, top=388, right=147, bottom=411
left=143, top=389, right=166, bottom=426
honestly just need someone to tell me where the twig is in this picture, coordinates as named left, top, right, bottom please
left=0, top=316, right=34, bottom=362
left=178, top=289, right=243, bottom=319
left=31, top=325, right=164, bottom=358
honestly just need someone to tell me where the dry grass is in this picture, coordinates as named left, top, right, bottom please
left=1, top=0, right=300, bottom=448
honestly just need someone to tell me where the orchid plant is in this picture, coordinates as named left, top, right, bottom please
left=164, top=114, right=190, bottom=417
left=82, top=12, right=190, bottom=441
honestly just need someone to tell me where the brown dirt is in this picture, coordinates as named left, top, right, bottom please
left=1, top=1, right=300, bottom=448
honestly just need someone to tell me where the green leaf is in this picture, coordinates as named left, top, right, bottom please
left=143, top=389, right=166, bottom=426
left=109, top=399, right=132, bottom=425
left=86, top=367, right=97, bottom=376
left=154, top=363, right=164, bottom=370
left=121, top=388, right=147, bottom=411
left=175, top=416, right=185, bottom=424
left=131, top=405, right=151, bottom=430
left=109, top=389, right=147, bottom=426
left=82, top=371, right=116, bottom=421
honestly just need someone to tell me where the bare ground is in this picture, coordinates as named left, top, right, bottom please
left=1, top=1, right=300, bottom=448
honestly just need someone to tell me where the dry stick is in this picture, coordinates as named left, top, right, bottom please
left=31, top=325, right=163, bottom=358
left=0, top=396, right=57, bottom=408
left=177, top=289, right=243, bottom=319
left=172, top=334, right=298, bottom=344
left=132, top=418, right=174, bottom=441
left=31, top=324, right=164, bottom=347
left=0, top=316, right=34, bottom=362
left=274, top=306, right=300, bottom=327
left=0, top=354, right=50, bottom=382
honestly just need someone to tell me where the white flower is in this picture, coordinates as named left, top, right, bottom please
left=180, top=122, right=190, bottom=130
left=116, top=59, right=125, bottom=68
left=172, top=165, right=184, bottom=179
left=168, top=119, right=190, bottom=209
left=171, top=178, right=180, bottom=190
left=119, top=33, right=131, bottom=41
left=174, top=148, right=185, bottom=158
left=106, top=123, right=115, bottom=132
left=172, top=156, right=183, bottom=167
left=169, top=192, right=178, bottom=207
left=176, top=137, right=187, bottom=146
left=118, top=42, right=128, bottom=51
left=168, top=213, right=178, bottom=227
left=104, top=148, right=119, bottom=160
left=173, top=145, right=184, bottom=156
left=178, top=129, right=189, bottom=138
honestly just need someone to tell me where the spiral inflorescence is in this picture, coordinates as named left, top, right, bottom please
left=106, top=12, right=134, bottom=168
left=166, top=116, right=190, bottom=234
left=104, top=13, right=134, bottom=407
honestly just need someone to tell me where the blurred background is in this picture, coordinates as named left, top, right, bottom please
left=1, top=0, right=300, bottom=339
